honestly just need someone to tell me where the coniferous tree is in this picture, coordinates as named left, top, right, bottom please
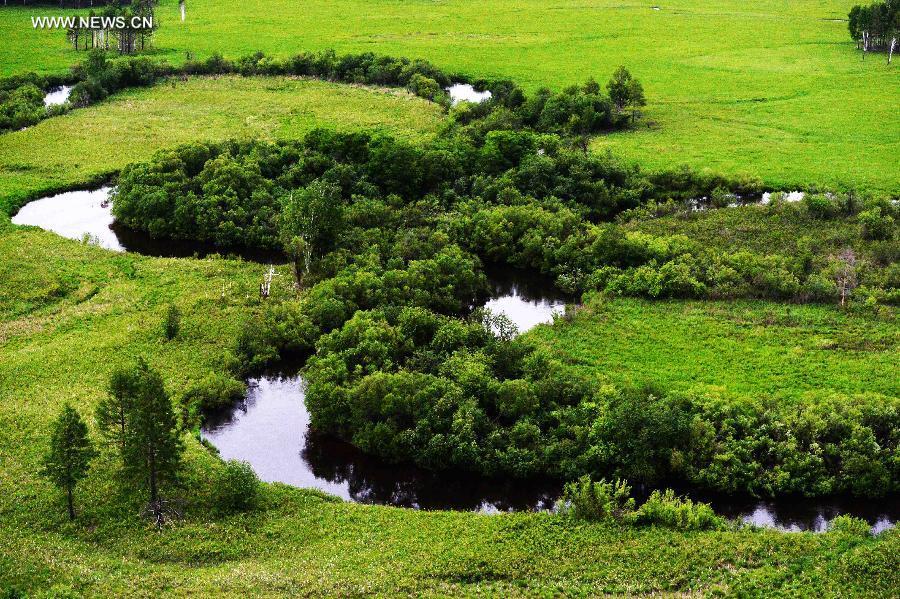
left=42, top=404, right=96, bottom=520
left=118, top=359, right=183, bottom=505
left=95, top=365, right=139, bottom=451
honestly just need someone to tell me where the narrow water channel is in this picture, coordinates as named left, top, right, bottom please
left=201, top=370, right=899, bottom=532
left=11, top=186, right=280, bottom=261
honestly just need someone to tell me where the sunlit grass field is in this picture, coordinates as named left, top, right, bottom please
left=0, top=76, right=442, bottom=216
left=529, top=296, right=899, bottom=402
left=1, top=0, right=897, bottom=192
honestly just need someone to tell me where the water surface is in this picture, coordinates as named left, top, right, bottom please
left=447, top=83, right=492, bottom=106
left=202, top=371, right=899, bottom=532
left=480, top=266, right=569, bottom=332
left=12, top=187, right=120, bottom=250
left=43, top=85, right=72, bottom=107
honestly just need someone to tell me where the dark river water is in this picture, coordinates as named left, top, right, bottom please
left=201, top=371, right=899, bottom=532
left=12, top=187, right=898, bottom=531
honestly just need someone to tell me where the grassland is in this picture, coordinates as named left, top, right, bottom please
left=1, top=228, right=898, bottom=597
left=529, top=296, right=899, bottom=402
left=1, top=0, right=898, bottom=193
left=0, top=1, right=898, bottom=595
left=0, top=75, right=442, bottom=215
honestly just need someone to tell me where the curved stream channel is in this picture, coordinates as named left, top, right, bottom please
left=12, top=187, right=899, bottom=532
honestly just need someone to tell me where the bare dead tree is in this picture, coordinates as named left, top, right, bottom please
left=833, top=248, right=858, bottom=307
left=140, top=498, right=185, bottom=529
left=260, top=265, right=276, bottom=298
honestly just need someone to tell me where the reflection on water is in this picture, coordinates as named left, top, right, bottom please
left=12, top=187, right=282, bottom=261
left=447, top=83, right=492, bottom=106
left=200, top=370, right=899, bottom=532
left=480, top=266, right=570, bottom=333
left=43, top=85, right=72, bottom=107
left=12, top=187, right=121, bottom=250
left=201, top=372, right=558, bottom=511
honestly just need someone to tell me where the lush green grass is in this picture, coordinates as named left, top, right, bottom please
left=1, top=2, right=898, bottom=594
left=624, top=203, right=870, bottom=257
left=0, top=75, right=442, bottom=215
left=1, top=0, right=897, bottom=193
left=530, top=296, right=899, bottom=402
left=2, top=228, right=899, bottom=597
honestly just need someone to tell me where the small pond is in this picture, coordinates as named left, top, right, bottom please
left=43, top=85, right=72, bottom=107
left=479, top=265, right=570, bottom=333
left=447, top=83, right=492, bottom=106
left=201, top=370, right=899, bottom=532
left=11, top=186, right=280, bottom=260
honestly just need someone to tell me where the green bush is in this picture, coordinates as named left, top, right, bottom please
left=628, top=489, right=725, bottom=531
left=827, top=515, right=871, bottom=537
left=803, top=193, right=841, bottom=219
left=858, top=208, right=895, bottom=241
left=557, top=476, right=635, bottom=521
left=182, top=373, right=246, bottom=412
left=213, top=460, right=261, bottom=514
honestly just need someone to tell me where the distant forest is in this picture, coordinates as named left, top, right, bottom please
left=849, top=0, right=899, bottom=62
left=3, top=1, right=140, bottom=6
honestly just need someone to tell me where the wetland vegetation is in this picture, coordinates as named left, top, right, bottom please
left=1, top=1, right=898, bottom=596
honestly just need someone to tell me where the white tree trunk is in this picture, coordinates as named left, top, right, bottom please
left=889, top=38, right=897, bottom=65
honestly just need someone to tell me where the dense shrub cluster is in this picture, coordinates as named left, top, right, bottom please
left=454, top=195, right=899, bottom=304
left=23, top=46, right=647, bottom=136
left=304, top=306, right=593, bottom=477
left=112, top=130, right=651, bottom=248
left=0, top=74, right=46, bottom=132
left=113, top=131, right=897, bottom=498
left=69, top=50, right=171, bottom=107
left=182, top=49, right=640, bottom=135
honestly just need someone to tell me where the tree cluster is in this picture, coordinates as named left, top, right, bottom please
left=66, top=1, right=157, bottom=55
left=849, top=0, right=900, bottom=62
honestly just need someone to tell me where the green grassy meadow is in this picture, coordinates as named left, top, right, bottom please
left=529, top=296, right=899, bottom=402
left=1, top=0, right=898, bottom=192
left=0, top=0, right=898, bottom=596
left=0, top=75, right=442, bottom=215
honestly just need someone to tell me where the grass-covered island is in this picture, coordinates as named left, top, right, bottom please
left=1, top=0, right=898, bottom=596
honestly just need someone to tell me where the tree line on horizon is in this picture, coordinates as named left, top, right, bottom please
left=848, top=0, right=899, bottom=62
left=64, top=1, right=157, bottom=55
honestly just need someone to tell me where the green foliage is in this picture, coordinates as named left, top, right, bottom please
left=41, top=404, right=95, bottom=520
left=628, top=489, right=725, bottom=531
left=213, top=460, right=260, bottom=514
left=558, top=476, right=635, bottom=521
left=163, top=304, right=181, bottom=341
left=828, top=515, right=872, bottom=537
left=181, top=373, right=245, bottom=414
left=606, top=66, right=646, bottom=120
left=858, top=207, right=895, bottom=241
left=115, top=358, right=184, bottom=504
left=0, top=81, right=44, bottom=133
left=588, top=386, right=694, bottom=484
